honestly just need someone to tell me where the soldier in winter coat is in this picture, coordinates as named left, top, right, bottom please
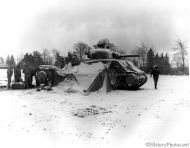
left=150, top=65, right=160, bottom=89
left=36, top=68, right=54, bottom=91
left=23, top=65, right=32, bottom=88
left=14, top=65, right=21, bottom=82
left=7, top=65, right=13, bottom=88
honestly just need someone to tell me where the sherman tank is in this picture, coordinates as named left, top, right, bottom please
left=85, top=49, right=147, bottom=90
left=37, top=49, right=147, bottom=93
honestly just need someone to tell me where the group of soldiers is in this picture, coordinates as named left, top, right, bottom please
left=7, top=64, right=21, bottom=89
left=7, top=63, right=159, bottom=90
left=7, top=64, right=54, bottom=90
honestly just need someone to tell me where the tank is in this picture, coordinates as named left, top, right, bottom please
left=37, top=49, right=148, bottom=90
left=85, top=49, right=147, bottom=89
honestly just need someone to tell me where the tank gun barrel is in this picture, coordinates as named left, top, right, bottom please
left=118, top=54, right=139, bottom=58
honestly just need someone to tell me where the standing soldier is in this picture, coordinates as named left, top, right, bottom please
left=23, top=64, right=32, bottom=88
left=35, top=68, right=40, bottom=87
left=14, top=64, right=21, bottom=82
left=150, top=65, right=160, bottom=89
left=7, top=65, right=13, bottom=89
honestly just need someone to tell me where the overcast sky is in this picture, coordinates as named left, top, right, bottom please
left=0, top=0, right=189, bottom=58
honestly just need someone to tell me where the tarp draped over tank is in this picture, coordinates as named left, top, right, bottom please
left=59, top=62, right=111, bottom=95
left=46, top=59, right=147, bottom=94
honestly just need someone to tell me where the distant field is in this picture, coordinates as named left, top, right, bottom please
left=0, top=69, right=8, bottom=86
left=0, top=69, right=7, bottom=79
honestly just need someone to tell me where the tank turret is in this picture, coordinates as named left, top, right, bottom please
left=85, top=48, right=139, bottom=60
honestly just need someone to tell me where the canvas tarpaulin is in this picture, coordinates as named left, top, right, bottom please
left=60, top=62, right=111, bottom=95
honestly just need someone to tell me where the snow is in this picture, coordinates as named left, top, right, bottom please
left=60, top=62, right=105, bottom=75
left=0, top=75, right=190, bottom=148
left=76, top=62, right=104, bottom=74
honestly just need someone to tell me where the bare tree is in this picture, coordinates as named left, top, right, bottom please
left=73, top=41, right=91, bottom=61
left=172, top=56, right=182, bottom=68
left=41, top=49, right=53, bottom=65
left=172, top=39, right=188, bottom=74
left=133, top=42, right=148, bottom=70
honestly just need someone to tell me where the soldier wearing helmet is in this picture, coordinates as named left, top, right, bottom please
left=7, top=65, right=13, bottom=89
left=150, top=65, right=160, bottom=89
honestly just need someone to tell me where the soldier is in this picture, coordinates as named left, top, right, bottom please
left=150, top=65, right=160, bottom=89
left=36, top=70, right=48, bottom=91
left=23, top=64, right=32, bottom=88
left=35, top=68, right=40, bottom=87
left=46, top=69, right=54, bottom=87
left=14, top=64, right=21, bottom=83
left=7, top=65, right=13, bottom=89
left=30, top=68, right=36, bottom=88
left=36, top=68, right=55, bottom=91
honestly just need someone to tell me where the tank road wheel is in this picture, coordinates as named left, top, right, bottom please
left=125, top=73, right=138, bottom=88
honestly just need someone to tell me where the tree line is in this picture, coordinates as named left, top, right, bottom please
left=0, top=55, right=15, bottom=67
left=0, top=38, right=188, bottom=75
left=145, top=48, right=171, bottom=74
left=133, top=40, right=188, bottom=75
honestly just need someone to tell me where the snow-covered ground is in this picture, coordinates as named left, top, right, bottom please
left=0, top=75, right=189, bottom=148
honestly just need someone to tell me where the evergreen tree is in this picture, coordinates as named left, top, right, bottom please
left=23, top=53, right=29, bottom=64
left=71, top=52, right=80, bottom=66
left=164, top=53, right=171, bottom=74
left=23, top=53, right=34, bottom=65
left=146, top=48, right=154, bottom=73
left=65, top=52, right=80, bottom=66
left=5, top=55, right=16, bottom=67
left=10, top=55, right=16, bottom=67
left=65, top=52, right=73, bottom=64
left=6, top=55, right=11, bottom=66
left=154, top=53, right=159, bottom=66
left=0, top=57, right=4, bottom=64
left=54, top=52, right=65, bottom=68
left=33, top=51, right=43, bottom=67
left=159, top=53, right=164, bottom=74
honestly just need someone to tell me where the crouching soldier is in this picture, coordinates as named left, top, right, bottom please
left=46, top=69, right=54, bottom=87
left=150, top=65, right=160, bottom=89
left=36, top=70, right=47, bottom=91
left=36, top=70, right=51, bottom=91
left=7, top=65, right=13, bottom=89
left=36, top=68, right=55, bottom=91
